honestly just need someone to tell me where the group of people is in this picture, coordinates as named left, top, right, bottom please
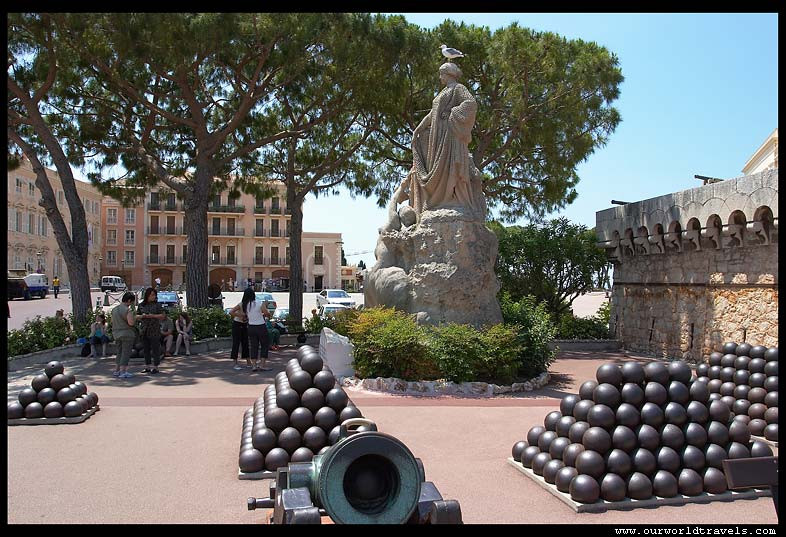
left=107, top=288, right=194, bottom=378
left=228, top=287, right=280, bottom=372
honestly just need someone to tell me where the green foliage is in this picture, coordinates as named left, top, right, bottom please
left=556, top=301, right=611, bottom=340
left=491, top=218, right=610, bottom=321
left=179, top=307, right=233, bottom=340
left=8, top=315, right=74, bottom=357
left=428, top=323, right=521, bottom=384
left=500, top=293, right=558, bottom=379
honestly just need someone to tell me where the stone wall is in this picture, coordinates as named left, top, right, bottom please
left=598, top=169, right=778, bottom=362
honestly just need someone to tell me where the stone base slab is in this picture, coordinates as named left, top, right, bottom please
left=8, top=405, right=100, bottom=426
left=506, top=458, right=770, bottom=513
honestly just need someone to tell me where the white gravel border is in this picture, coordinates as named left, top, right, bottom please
left=339, top=371, right=550, bottom=397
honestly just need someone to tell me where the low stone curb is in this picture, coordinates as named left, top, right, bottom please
left=549, top=339, right=622, bottom=352
left=339, top=371, right=551, bottom=397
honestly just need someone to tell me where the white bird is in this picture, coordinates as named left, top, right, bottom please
left=440, top=44, right=466, bottom=60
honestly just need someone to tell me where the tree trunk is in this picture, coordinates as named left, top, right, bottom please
left=183, top=167, right=211, bottom=309
left=288, top=186, right=305, bottom=326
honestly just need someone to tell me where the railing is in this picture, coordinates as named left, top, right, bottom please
left=124, top=239, right=135, bottom=246
left=253, top=229, right=288, bottom=238
left=147, top=256, right=181, bottom=265
left=208, top=227, right=245, bottom=237
left=106, top=238, right=117, bottom=245
left=254, top=206, right=266, bottom=214
left=269, top=206, right=281, bottom=214
left=254, top=229, right=266, bottom=237
left=107, top=218, right=117, bottom=225
left=252, top=257, right=287, bottom=266
left=208, top=205, right=245, bottom=213
left=209, top=257, right=238, bottom=266
left=149, top=202, right=181, bottom=211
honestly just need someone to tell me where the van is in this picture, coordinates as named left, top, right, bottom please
left=8, top=273, right=48, bottom=300
left=101, top=276, right=127, bottom=292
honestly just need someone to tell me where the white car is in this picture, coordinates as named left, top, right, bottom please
left=316, top=289, right=356, bottom=308
left=318, top=303, right=350, bottom=319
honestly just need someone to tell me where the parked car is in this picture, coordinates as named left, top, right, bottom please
left=318, top=303, right=349, bottom=319
left=137, top=288, right=182, bottom=311
left=272, top=307, right=289, bottom=321
left=255, top=292, right=277, bottom=314
left=100, top=275, right=127, bottom=292
left=7, top=273, right=48, bottom=300
left=315, top=289, right=356, bottom=308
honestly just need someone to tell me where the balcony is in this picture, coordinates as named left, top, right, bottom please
left=254, top=229, right=266, bottom=237
left=209, top=257, right=238, bottom=266
left=269, top=206, right=282, bottom=215
left=254, top=206, right=266, bottom=214
left=147, top=256, right=181, bottom=265
left=252, top=257, right=287, bottom=266
left=148, top=202, right=180, bottom=211
left=106, top=238, right=117, bottom=245
left=107, top=218, right=118, bottom=225
left=208, top=205, right=245, bottom=214
left=208, top=227, right=245, bottom=237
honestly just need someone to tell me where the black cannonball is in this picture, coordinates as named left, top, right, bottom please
left=721, top=354, right=737, bottom=368
left=621, top=362, right=646, bottom=384
left=593, top=383, right=622, bottom=408
left=289, top=370, right=313, bottom=394
left=709, top=352, right=723, bottom=366
left=538, top=430, right=559, bottom=452
left=703, top=443, right=727, bottom=469
left=732, top=385, right=751, bottom=401
left=555, top=466, right=579, bottom=493
left=570, top=474, right=601, bottom=503
left=765, top=391, right=778, bottom=408
left=668, top=361, right=693, bottom=384
left=596, top=364, right=623, bottom=387
left=318, top=446, right=332, bottom=456
left=765, top=347, right=778, bottom=362
left=736, top=342, right=752, bottom=357
left=63, top=372, right=75, bottom=385
left=265, top=448, right=290, bottom=471
left=563, top=443, right=586, bottom=467
left=733, top=414, right=751, bottom=426
left=600, top=473, right=628, bottom=502
left=56, top=387, right=77, bottom=405
left=582, top=427, right=612, bottom=454
left=544, top=410, right=562, bottom=431
left=726, top=441, right=751, bottom=460
left=36, top=387, right=57, bottom=406
left=252, top=428, right=277, bottom=453
left=640, top=402, right=665, bottom=428
left=587, top=404, right=616, bottom=430
left=339, top=405, right=363, bottom=423
left=49, top=374, right=69, bottom=392
left=749, top=358, right=766, bottom=374
left=512, top=441, right=528, bottom=461
left=313, top=370, right=336, bottom=394
left=764, top=406, right=778, bottom=425
left=644, top=362, right=670, bottom=385
left=239, top=448, right=266, bottom=473
left=707, top=421, right=730, bottom=445
left=689, top=381, right=711, bottom=405
left=656, top=446, right=680, bottom=474
left=8, top=401, right=25, bottom=419
left=631, top=448, right=657, bottom=476
left=698, top=376, right=712, bottom=384
left=277, top=427, right=302, bottom=454
left=573, top=400, right=595, bottom=421
left=73, top=381, right=87, bottom=397
left=764, top=423, right=778, bottom=442
left=708, top=393, right=722, bottom=402
left=684, top=422, right=708, bottom=448
left=702, top=467, right=728, bottom=494
left=560, top=394, right=581, bottom=417
left=543, top=459, right=566, bottom=484
left=720, top=367, right=735, bottom=383
left=264, top=407, right=290, bottom=434
left=734, top=355, right=752, bottom=371
left=720, top=382, right=736, bottom=397
left=748, top=387, right=767, bottom=404
left=575, top=450, right=606, bottom=480
left=75, top=397, right=88, bottom=413
left=664, top=402, right=688, bottom=427
left=289, top=407, right=314, bottom=434
left=644, top=382, right=668, bottom=406
left=722, top=342, right=738, bottom=355
left=63, top=400, right=82, bottom=417
left=681, top=445, right=706, bottom=471
left=291, top=447, right=315, bottom=463
left=531, top=452, right=552, bottom=476
left=605, top=449, right=632, bottom=477
left=748, top=403, right=767, bottom=420
left=750, top=345, right=767, bottom=359
left=31, top=374, right=50, bottom=392
left=660, top=424, right=685, bottom=450
left=325, top=388, right=349, bottom=410
left=765, top=361, right=778, bottom=377
left=686, top=401, right=710, bottom=424
left=521, top=446, right=541, bottom=468
left=709, top=400, right=731, bottom=423
left=45, top=361, right=64, bottom=379
left=750, top=441, right=773, bottom=458
left=615, top=403, right=641, bottom=429
left=733, top=370, right=751, bottom=386
left=527, top=426, right=547, bottom=446
left=303, top=426, right=327, bottom=452
left=731, top=399, right=751, bottom=417
left=621, top=383, right=646, bottom=408
left=556, top=415, right=577, bottom=438
left=653, top=469, right=679, bottom=498
left=764, top=376, right=778, bottom=392
left=24, top=402, right=44, bottom=418
left=612, top=425, right=638, bottom=452
left=296, top=345, right=317, bottom=359
left=696, top=364, right=710, bottom=377
left=300, top=353, right=324, bottom=375
left=568, top=421, right=591, bottom=444
left=549, top=436, right=572, bottom=460
left=43, top=401, right=64, bottom=418
left=627, top=472, right=653, bottom=500
left=708, top=367, right=722, bottom=382
left=276, top=388, right=300, bottom=414
left=301, top=388, right=326, bottom=414
left=636, top=424, right=660, bottom=451
left=678, top=468, right=703, bottom=496
left=314, top=407, right=338, bottom=431
left=18, top=388, right=38, bottom=407
left=666, top=381, right=690, bottom=406
left=721, top=396, right=737, bottom=410
left=579, top=380, right=599, bottom=401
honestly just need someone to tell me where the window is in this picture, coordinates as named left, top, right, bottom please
left=212, top=194, right=221, bottom=208
left=255, top=246, right=264, bottom=264
left=255, top=196, right=265, bottom=209
left=314, top=245, right=323, bottom=265
left=125, top=229, right=135, bottom=245
left=271, top=219, right=279, bottom=237
left=286, top=247, right=290, bottom=264
left=107, top=251, right=117, bottom=265
left=14, top=253, right=22, bottom=270
left=166, top=193, right=176, bottom=210
left=227, top=218, right=235, bottom=235
left=149, top=244, right=159, bottom=263
left=150, top=191, right=159, bottom=208
left=39, top=216, right=48, bottom=237
left=166, top=215, right=175, bottom=234
left=272, top=197, right=280, bottom=209
left=182, top=244, right=187, bottom=261
left=150, top=215, right=159, bottom=234
left=286, top=219, right=291, bottom=236
left=125, top=208, right=135, bottom=224
left=271, top=247, right=279, bottom=265
left=226, top=245, right=235, bottom=265
left=255, top=219, right=264, bottom=236
left=166, top=245, right=175, bottom=264
left=29, top=182, right=35, bottom=197
left=16, top=210, right=23, bottom=232
left=124, top=251, right=135, bottom=266
left=28, top=213, right=35, bottom=234
left=16, top=178, right=23, bottom=192
left=107, top=208, right=117, bottom=224
left=107, top=229, right=117, bottom=245
left=212, top=217, right=221, bottom=235
left=211, top=245, right=221, bottom=264
left=9, top=212, right=15, bottom=231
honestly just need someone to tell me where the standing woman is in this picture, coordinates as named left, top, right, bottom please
left=246, top=295, right=272, bottom=372
left=137, top=287, right=167, bottom=374
left=228, top=288, right=253, bottom=370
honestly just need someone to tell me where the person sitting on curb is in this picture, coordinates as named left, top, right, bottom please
left=160, top=314, right=175, bottom=359
left=265, top=317, right=281, bottom=351
left=174, top=311, right=193, bottom=356
left=89, top=313, right=110, bottom=358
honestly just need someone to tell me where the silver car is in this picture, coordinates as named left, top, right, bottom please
left=315, top=289, right=356, bottom=308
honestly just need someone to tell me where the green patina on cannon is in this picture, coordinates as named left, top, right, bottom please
left=248, top=419, right=462, bottom=524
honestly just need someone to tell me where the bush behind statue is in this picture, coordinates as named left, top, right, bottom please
left=556, top=301, right=611, bottom=340
left=499, top=293, right=558, bottom=379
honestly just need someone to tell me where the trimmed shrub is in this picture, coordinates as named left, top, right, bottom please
left=500, top=293, right=557, bottom=379
left=179, top=306, right=233, bottom=340
left=556, top=301, right=611, bottom=340
left=428, top=323, right=521, bottom=384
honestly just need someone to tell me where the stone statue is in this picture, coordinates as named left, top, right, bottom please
left=364, top=61, right=502, bottom=327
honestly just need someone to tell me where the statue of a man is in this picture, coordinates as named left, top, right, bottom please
left=406, top=62, right=485, bottom=220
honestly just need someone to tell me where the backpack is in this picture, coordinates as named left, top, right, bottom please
left=81, top=342, right=92, bottom=357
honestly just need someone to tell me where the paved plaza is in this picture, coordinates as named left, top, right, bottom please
left=7, top=348, right=777, bottom=524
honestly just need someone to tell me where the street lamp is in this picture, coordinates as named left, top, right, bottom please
left=36, top=251, right=42, bottom=273
left=98, top=256, right=103, bottom=287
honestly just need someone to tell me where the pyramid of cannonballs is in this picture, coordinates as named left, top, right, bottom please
left=7, top=361, right=99, bottom=422
left=239, top=345, right=363, bottom=474
left=511, top=361, right=775, bottom=505
left=695, top=342, right=777, bottom=443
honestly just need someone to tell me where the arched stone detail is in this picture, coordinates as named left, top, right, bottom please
left=702, top=214, right=722, bottom=249
left=620, top=228, right=635, bottom=257
left=726, top=210, right=747, bottom=247
left=665, top=220, right=682, bottom=252
left=683, top=218, right=702, bottom=251
left=748, top=205, right=773, bottom=245
left=633, top=225, right=650, bottom=255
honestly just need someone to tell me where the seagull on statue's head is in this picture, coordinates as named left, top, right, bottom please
left=440, top=44, right=466, bottom=60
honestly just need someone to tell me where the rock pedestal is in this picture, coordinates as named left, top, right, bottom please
left=365, top=207, right=502, bottom=327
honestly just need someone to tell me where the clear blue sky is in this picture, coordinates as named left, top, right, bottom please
left=304, top=13, right=778, bottom=269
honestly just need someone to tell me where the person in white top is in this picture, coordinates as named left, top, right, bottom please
left=228, top=288, right=253, bottom=370
left=245, top=295, right=272, bottom=372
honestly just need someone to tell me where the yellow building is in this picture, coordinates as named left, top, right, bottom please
left=7, top=158, right=103, bottom=287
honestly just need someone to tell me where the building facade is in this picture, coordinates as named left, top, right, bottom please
left=742, top=128, right=778, bottom=176
left=7, top=159, right=104, bottom=287
left=100, top=195, right=146, bottom=288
